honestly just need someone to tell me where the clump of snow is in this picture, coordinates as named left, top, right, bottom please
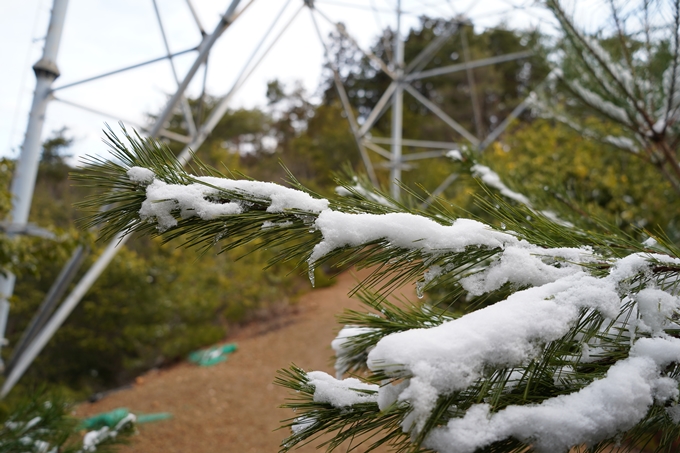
left=310, top=213, right=516, bottom=264
left=127, top=166, right=155, bottom=184
left=134, top=173, right=329, bottom=232
left=423, top=337, right=680, bottom=453
left=139, top=179, right=243, bottom=231
left=609, top=253, right=680, bottom=284
left=446, top=150, right=463, bottom=161
left=635, top=288, right=680, bottom=335
left=424, top=348, right=675, bottom=453
left=643, top=237, right=658, bottom=248
left=367, top=272, right=620, bottom=433
left=331, top=326, right=376, bottom=378
left=471, top=164, right=532, bottom=206
left=459, top=246, right=590, bottom=296
left=307, top=371, right=378, bottom=407
left=197, top=177, right=329, bottom=213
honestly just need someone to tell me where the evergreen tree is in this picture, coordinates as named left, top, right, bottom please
left=73, top=2, right=680, bottom=452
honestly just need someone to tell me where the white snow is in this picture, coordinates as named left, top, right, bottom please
left=130, top=172, right=329, bottom=232
left=635, top=288, right=680, bottom=334
left=307, top=371, right=379, bottom=407
left=331, top=326, right=376, bottom=379
left=471, top=164, right=531, bottom=206
left=569, top=80, right=632, bottom=126
left=458, top=246, right=590, bottom=296
left=139, top=179, right=243, bottom=231
left=367, top=272, right=620, bottom=432
left=126, top=164, right=680, bottom=453
left=310, top=213, right=516, bottom=264
left=127, top=166, right=155, bottom=184
left=197, top=177, right=329, bottom=213
left=424, top=346, right=677, bottom=453
left=446, top=150, right=463, bottom=161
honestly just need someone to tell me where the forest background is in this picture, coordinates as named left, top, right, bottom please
left=1, top=11, right=677, bottom=413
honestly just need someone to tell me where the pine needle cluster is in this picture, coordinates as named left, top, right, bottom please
left=75, top=128, right=680, bottom=453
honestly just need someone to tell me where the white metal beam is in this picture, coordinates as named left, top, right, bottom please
left=0, top=0, right=70, bottom=368
left=148, top=0, right=245, bottom=137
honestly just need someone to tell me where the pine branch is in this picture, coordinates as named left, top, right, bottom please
left=77, top=130, right=680, bottom=453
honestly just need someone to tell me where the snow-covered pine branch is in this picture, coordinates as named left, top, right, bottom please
left=77, top=131, right=680, bottom=452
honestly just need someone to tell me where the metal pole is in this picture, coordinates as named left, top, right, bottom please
left=390, top=0, right=404, bottom=200
left=148, top=0, right=243, bottom=137
left=0, top=0, right=70, bottom=368
left=461, top=25, right=484, bottom=139
left=184, top=0, right=207, bottom=36
left=1, top=0, right=257, bottom=396
left=2, top=237, right=123, bottom=397
left=403, top=84, right=479, bottom=146
left=5, top=246, right=88, bottom=374
left=405, top=51, right=533, bottom=82
left=357, top=82, right=396, bottom=137
left=152, top=0, right=198, bottom=139
left=51, top=47, right=198, bottom=91
left=308, top=7, right=378, bottom=186
left=177, top=1, right=301, bottom=164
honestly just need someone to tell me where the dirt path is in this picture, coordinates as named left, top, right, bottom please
left=76, top=268, right=390, bottom=453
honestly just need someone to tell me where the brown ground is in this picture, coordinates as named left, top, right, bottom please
left=75, top=268, right=390, bottom=453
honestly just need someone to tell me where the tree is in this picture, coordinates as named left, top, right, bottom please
left=538, top=0, right=680, bottom=195
left=76, top=128, right=680, bottom=453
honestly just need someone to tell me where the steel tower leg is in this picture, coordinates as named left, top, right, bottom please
left=390, top=0, right=404, bottom=200
left=0, top=0, right=70, bottom=369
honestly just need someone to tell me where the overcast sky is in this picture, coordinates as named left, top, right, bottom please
left=0, top=0, right=566, bottom=162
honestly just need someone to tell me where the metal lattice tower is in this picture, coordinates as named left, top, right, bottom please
left=1, top=0, right=541, bottom=396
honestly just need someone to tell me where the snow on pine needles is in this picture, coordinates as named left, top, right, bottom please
left=77, top=130, right=680, bottom=453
